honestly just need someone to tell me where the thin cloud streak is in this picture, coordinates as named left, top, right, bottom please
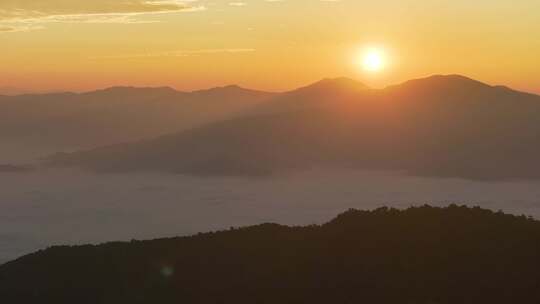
left=0, top=0, right=205, bottom=32
left=92, top=48, right=257, bottom=59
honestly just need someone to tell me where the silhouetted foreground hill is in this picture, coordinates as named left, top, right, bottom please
left=1, top=205, right=540, bottom=303
left=49, top=75, right=540, bottom=180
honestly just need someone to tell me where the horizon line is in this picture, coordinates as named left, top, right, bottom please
left=1, top=74, right=539, bottom=97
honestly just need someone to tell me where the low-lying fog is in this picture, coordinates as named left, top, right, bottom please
left=2, top=168, right=540, bottom=264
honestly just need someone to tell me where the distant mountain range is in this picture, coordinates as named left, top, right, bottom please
left=0, top=87, right=38, bottom=96
left=0, top=164, right=33, bottom=173
left=46, top=75, right=540, bottom=180
left=0, top=85, right=275, bottom=160
left=2, top=205, right=540, bottom=303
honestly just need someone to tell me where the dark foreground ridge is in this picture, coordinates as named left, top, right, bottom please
left=1, top=205, right=540, bottom=303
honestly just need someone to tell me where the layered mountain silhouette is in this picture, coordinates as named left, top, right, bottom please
left=0, top=85, right=274, bottom=161
left=0, top=164, right=33, bottom=173
left=2, top=205, right=540, bottom=303
left=247, top=77, right=369, bottom=115
left=47, top=75, right=540, bottom=180
left=0, top=86, right=36, bottom=96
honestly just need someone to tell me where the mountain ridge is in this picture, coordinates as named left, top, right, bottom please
left=2, top=205, right=540, bottom=303
left=2, top=75, right=538, bottom=98
left=46, top=74, right=540, bottom=180
left=0, top=84, right=276, bottom=162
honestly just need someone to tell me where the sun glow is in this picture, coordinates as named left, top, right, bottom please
left=360, top=47, right=387, bottom=72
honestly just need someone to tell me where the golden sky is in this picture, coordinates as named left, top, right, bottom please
left=1, top=0, right=539, bottom=93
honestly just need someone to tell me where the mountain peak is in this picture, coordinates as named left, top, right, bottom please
left=203, top=84, right=245, bottom=92
left=396, top=74, right=491, bottom=91
left=315, top=77, right=367, bottom=87
left=191, top=84, right=271, bottom=96
left=298, top=77, right=369, bottom=93
left=93, top=86, right=178, bottom=94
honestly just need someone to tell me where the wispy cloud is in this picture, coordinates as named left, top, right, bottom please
left=0, top=24, right=43, bottom=33
left=93, top=48, right=256, bottom=59
left=0, top=0, right=343, bottom=34
left=0, top=0, right=205, bottom=33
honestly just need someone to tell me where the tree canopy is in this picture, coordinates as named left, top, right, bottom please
left=1, top=205, right=539, bottom=303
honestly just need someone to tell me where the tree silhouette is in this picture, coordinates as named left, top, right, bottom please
left=1, top=205, right=540, bottom=303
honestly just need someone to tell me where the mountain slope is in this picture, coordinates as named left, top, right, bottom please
left=247, top=77, right=370, bottom=115
left=47, top=75, right=540, bottom=180
left=0, top=86, right=36, bottom=96
left=1, top=205, right=540, bottom=304
left=0, top=85, right=275, bottom=161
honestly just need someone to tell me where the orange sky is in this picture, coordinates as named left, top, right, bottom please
left=1, top=0, right=539, bottom=94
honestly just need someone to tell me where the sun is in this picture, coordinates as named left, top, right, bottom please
left=361, top=48, right=386, bottom=72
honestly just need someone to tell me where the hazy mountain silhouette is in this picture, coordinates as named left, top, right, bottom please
left=0, top=86, right=44, bottom=96
left=2, top=205, right=540, bottom=303
left=0, top=85, right=275, bottom=161
left=248, top=77, right=370, bottom=115
left=47, top=75, right=540, bottom=180
left=0, top=164, right=33, bottom=173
